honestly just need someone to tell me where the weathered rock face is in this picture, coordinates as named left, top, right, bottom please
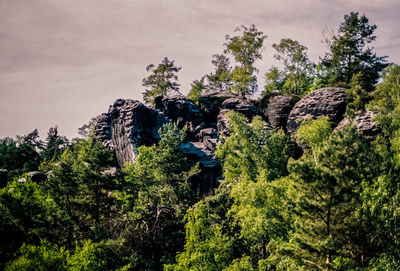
left=155, top=95, right=205, bottom=138
left=217, top=109, right=231, bottom=136
left=265, top=95, right=296, bottom=130
left=221, top=98, right=260, bottom=119
left=337, top=111, right=380, bottom=140
left=287, top=87, right=347, bottom=137
left=217, top=98, right=261, bottom=136
left=196, top=128, right=219, bottom=152
left=198, top=91, right=236, bottom=123
left=93, top=113, right=113, bottom=148
left=181, top=142, right=221, bottom=194
left=106, top=99, right=169, bottom=167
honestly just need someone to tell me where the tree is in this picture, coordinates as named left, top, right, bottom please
left=224, top=25, right=267, bottom=96
left=206, top=54, right=232, bottom=92
left=187, top=78, right=206, bottom=105
left=0, top=130, right=42, bottom=186
left=41, top=126, right=69, bottom=162
left=41, top=136, right=116, bottom=248
left=321, top=12, right=387, bottom=91
left=288, top=120, right=382, bottom=270
left=142, top=57, right=182, bottom=106
left=0, top=178, right=57, bottom=269
left=265, top=39, right=315, bottom=95
left=116, top=123, right=200, bottom=270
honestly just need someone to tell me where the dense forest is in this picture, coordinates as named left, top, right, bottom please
left=2, top=11, right=400, bottom=270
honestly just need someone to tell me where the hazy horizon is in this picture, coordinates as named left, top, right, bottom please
left=1, top=0, right=399, bottom=140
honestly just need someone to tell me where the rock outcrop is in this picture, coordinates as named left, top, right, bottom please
left=106, top=99, right=169, bottom=167
left=196, top=128, right=219, bottom=152
left=155, top=95, right=205, bottom=138
left=94, top=87, right=366, bottom=195
left=287, top=87, right=347, bottom=137
left=198, top=91, right=236, bottom=123
left=265, top=95, right=296, bottom=130
left=181, top=142, right=221, bottom=194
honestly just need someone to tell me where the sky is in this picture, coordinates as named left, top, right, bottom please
left=1, top=0, right=399, bottom=140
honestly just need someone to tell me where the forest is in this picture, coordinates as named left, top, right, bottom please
left=1, top=11, right=400, bottom=270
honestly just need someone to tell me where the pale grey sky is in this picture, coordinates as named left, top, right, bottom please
left=1, top=0, right=399, bottom=139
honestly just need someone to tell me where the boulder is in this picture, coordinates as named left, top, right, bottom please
left=337, top=111, right=380, bottom=140
left=265, top=95, right=296, bottom=130
left=27, top=171, right=46, bottom=182
left=287, top=87, right=347, bottom=137
left=155, top=95, right=205, bottom=138
left=106, top=99, right=170, bottom=167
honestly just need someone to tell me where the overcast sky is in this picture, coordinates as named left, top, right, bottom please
left=1, top=0, right=399, bottom=140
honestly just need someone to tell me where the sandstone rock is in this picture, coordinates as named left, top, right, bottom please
left=93, top=113, right=113, bottom=148
left=27, top=171, right=46, bottom=182
left=155, top=95, right=205, bottom=138
left=217, top=109, right=231, bottom=136
left=337, top=111, right=380, bottom=140
left=107, top=99, right=169, bottom=167
left=221, top=98, right=260, bottom=119
left=217, top=98, right=261, bottom=136
left=287, top=87, right=347, bottom=137
left=181, top=141, right=221, bottom=194
left=196, top=128, right=219, bottom=152
left=198, top=91, right=236, bottom=123
left=265, top=95, right=295, bottom=130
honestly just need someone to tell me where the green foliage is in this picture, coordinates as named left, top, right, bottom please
left=41, top=126, right=69, bottom=162
left=5, top=240, right=105, bottom=271
left=345, top=72, right=370, bottom=117
left=370, top=64, right=400, bottom=112
left=224, top=25, right=267, bottom=96
left=0, top=130, right=42, bottom=186
left=166, top=186, right=234, bottom=271
left=142, top=57, right=181, bottom=106
left=187, top=78, right=206, bottom=105
left=321, top=11, right=387, bottom=91
left=5, top=240, right=68, bottom=271
left=296, top=116, right=333, bottom=160
left=265, top=39, right=315, bottom=96
left=41, top=136, right=116, bottom=248
left=0, top=178, right=56, bottom=269
left=115, top=123, right=200, bottom=270
left=206, top=54, right=232, bottom=92
left=288, top=125, right=382, bottom=270
left=216, top=111, right=291, bottom=183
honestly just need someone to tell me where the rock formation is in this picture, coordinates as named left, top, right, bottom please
left=107, top=99, right=169, bottom=167
left=287, top=87, right=348, bottom=137
left=155, top=95, right=205, bottom=138
left=265, top=95, right=296, bottom=130
left=94, top=87, right=384, bottom=194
